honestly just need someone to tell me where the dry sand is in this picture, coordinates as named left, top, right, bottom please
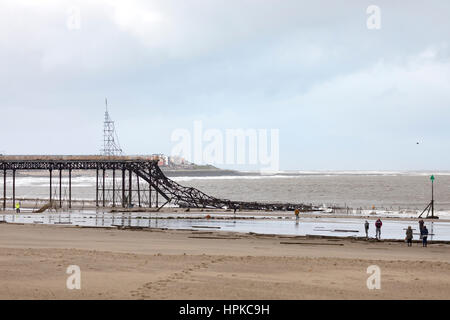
left=0, top=223, right=449, bottom=300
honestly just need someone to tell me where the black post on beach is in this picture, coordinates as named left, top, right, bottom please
left=419, top=174, right=437, bottom=219
left=431, top=175, right=434, bottom=218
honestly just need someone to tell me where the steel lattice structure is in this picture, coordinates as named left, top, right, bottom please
left=0, top=156, right=314, bottom=212
left=100, top=99, right=123, bottom=156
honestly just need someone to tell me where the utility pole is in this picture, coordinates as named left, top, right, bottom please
left=101, top=98, right=123, bottom=156
left=100, top=98, right=123, bottom=207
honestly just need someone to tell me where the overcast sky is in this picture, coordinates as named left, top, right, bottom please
left=1, top=0, right=449, bottom=170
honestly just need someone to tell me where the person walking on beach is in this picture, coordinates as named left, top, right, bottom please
left=405, top=226, right=413, bottom=247
left=364, top=220, right=369, bottom=238
left=375, top=219, right=382, bottom=239
left=422, top=226, right=429, bottom=247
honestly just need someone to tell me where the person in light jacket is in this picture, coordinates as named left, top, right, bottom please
left=405, top=226, right=413, bottom=247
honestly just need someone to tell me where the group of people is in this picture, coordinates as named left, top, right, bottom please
left=364, top=218, right=429, bottom=247
left=364, top=218, right=383, bottom=239
left=406, top=219, right=429, bottom=247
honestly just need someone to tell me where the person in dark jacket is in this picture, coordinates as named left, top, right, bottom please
left=375, top=219, right=382, bottom=239
left=422, top=226, right=429, bottom=247
left=405, top=226, right=413, bottom=247
left=419, top=219, right=424, bottom=239
left=364, top=220, right=370, bottom=238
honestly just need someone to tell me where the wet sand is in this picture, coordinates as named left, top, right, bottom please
left=0, top=223, right=449, bottom=299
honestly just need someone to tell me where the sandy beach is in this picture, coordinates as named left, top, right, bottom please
left=0, top=223, right=449, bottom=300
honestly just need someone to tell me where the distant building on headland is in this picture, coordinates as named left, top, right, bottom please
left=150, top=154, right=190, bottom=167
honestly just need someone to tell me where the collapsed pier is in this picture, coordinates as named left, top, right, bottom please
left=0, top=155, right=314, bottom=212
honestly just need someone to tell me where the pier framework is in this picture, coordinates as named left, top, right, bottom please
left=0, top=155, right=313, bottom=212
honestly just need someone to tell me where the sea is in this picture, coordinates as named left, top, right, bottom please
left=2, top=171, right=450, bottom=240
left=5, top=171, right=450, bottom=211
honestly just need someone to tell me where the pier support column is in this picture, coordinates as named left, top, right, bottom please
left=122, top=168, right=125, bottom=208
left=12, top=169, right=15, bottom=210
left=148, top=169, right=152, bottom=208
left=137, top=175, right=141, bottom=207
left=95, top=168, right=99, bottom=207
left=68, top=169, right=72, bottom=209
left=128, top=170, right=132, bottom=207
left=49, top=169, right=52, bottom=204
left=112, top=169, right=115, bottom=207
left=3, top=169, right=6, bottom=211
left=59, top=169, right=62, bottom=208
left=155, top=179, right=159, bottom=208
left=102, top=168, right=106, bottom=207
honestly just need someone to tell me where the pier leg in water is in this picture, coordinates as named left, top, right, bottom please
left=112, top=169, right=115, bottom=207
left=49, top=169, right=52, bottom=206
left=59, top=169, right=62, bottom=208
left=69, top=169, right=72, bottom=209
left=96, top=168, right=99, bottom=208
left=148, top=168, right=152, bottom=208
left=128, top=170, right=132, bottom=208
left=12, top=169, right=15, bottom=210
left=3, top=169, right=6, bottom=211
left=121, top=168, right=125, bottom=208
left=102, top=168, right=105, bottom=207
left=137, top=175, right=141, bottom=207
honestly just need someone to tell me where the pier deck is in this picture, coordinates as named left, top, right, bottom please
left=0, top=155, right=313, bottom=212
